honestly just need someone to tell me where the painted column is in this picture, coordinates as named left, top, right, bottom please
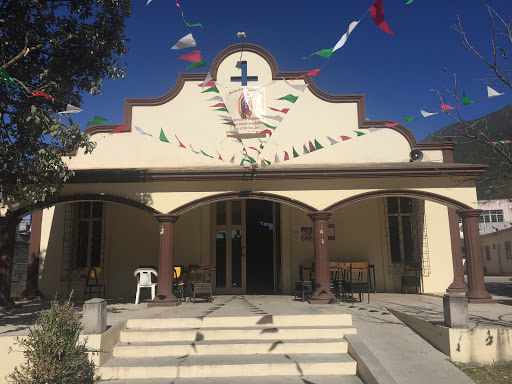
left=0, top=217, right=16, bottom=307
left=21, top=210, right=44, bottom=299
left=457, top=209, right=493, bottom=303
left=446, top=208, right=468, bottom=293
left=308, top=211, right=338, bottom=304
left=148, top=214, right=181, bottom=307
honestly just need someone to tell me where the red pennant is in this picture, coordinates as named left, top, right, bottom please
left=110, top=125, right=130, bottom=134
left=385, top=122, right=399, bottom=127
left=248, top=146, right=261, bottom=154
left=222, top=118, right=234, bottom=122
left=340, top=136, right=352, bottom=141
left=210, top=103, right=226, bottom=108
left=176, top=0, right=185, bottom=18
left=284, top=151, right=290, bottom=161
left=441, top=103, right=454, bottom=112
left=27, top=90, right=55, bottom=100
left=258, top=129, right=273, bottom=136
left=178, top=50, right=203, bottom=62
left=294, top=68, right=321, bottom=80
left=308, top=140, right=316, bottom=152
left=198, top=81, right=215, bottom=87
left=175, top=134, right=186, bottom=148
left=269, top=107, right=289, bottom=114
left=370, top=0, right=394, bottom=35
left=217, top=151, right=223, bottom=160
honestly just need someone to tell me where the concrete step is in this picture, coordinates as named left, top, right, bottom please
left=120, top=326, right=357, bottom=343
left=113, top=338, right=348, bottom=357
left=98, top=353, right=357, bottom=380
left=99, top=375, right=364, bottom=384
left=126, top=314, right=352, bottom=329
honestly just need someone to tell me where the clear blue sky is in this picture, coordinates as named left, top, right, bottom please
left=75, top=0, right=512, bottom=142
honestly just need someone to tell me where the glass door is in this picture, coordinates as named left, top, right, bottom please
left=213, top=200, right=246, bottom=293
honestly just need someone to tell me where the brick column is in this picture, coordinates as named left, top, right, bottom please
left=148, top=214, right=181, bottom=307
left=0, top=217, right=16, bottom=307
left=446, top=208, right=468, bottom=293
left=308, top=211, right=338, bottom=304
left=21, top=210, right=44, bottom=299
left=457, top=209, right=493, bottom=303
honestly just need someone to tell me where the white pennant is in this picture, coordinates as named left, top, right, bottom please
left=274, top=153, right=280, bottom=163
left=420, top=110, right=438, bottom=118
left=282, top=78, right=308, bottom=91
left=207, top=96, right=224, bottom=102
left=57, top=104, right=82, bottom=114
left=230, top=155, right=235, bottom=163
left=135, top=126, right=152, bottom=136
left=171, top=33, right=197, bottom=50
left=333, top=21, right=359, bottom=52
left=261, top=114, right=283, bottom=123
left=303, top=144, right=310, bottom=155
left=261, top=159, right=267, bottom=166
left=190, top=144, right=200, bottom=154
left=487, top=86, right=504, bottom=98
left=146, top=0, right=152, bottom=5
left=366, top=127, right=379, bottom=133
left=326, top=136, right=338, bottom=145
left=202, top=72, right=213, bottom=88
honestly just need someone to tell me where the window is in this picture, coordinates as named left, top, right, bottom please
left=485, top=245, right=491, bottom=261
left=386, top=197, right=416, bottom=264
left=479, top=210, right=504, bottom=223
left=73, top=202, right=104, bottom=269
left=506, top=242, right=512, bottom=260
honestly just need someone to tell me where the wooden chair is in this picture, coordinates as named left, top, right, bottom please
left=190, top=265, right=214, bottom=303
left=294, top=263, right=314, bottom=302
left=341, top=262, right=370, bottom=304
left=84, top=267, right=105, bottom=301
left=402, top=261, right=422, bottom=294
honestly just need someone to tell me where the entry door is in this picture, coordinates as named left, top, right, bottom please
left=213, top=201, right=246, bottom=294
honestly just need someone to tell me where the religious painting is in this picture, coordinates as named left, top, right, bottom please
left=224, top=86, right=265, bottom=135
left=300, top=227, right=313, bottom=241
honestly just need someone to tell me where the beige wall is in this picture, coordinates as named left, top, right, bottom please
left=480, top=228, right=512, bottom=274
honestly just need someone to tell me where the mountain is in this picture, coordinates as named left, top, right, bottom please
left=422, top=103, right=512, bottom=200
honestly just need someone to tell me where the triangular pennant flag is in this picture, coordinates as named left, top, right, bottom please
left=314, top=139, right=323, bottom=149
left=135, top=126, right=152, bottom=136
left=261, top=159, right=267, bottom=167
left=210, top=103, right=226, bottom=108
left=259, top=140, right=264, bottom=150
left=0, top=68, right=21, bottom=88
left=258, top=129, right=274, bottom=136
left=207, top=96, right=223, bottom=101
left=219, top=115, right=233, bottom=121
left=284, top=151, right=290, bottom=161
left=58, top=104, right=82, bottom=114
left=171, top=33, right=197, bottom=50
left=185, top=22, right=203, bottom=28
left=462, top=92, right=477, bottom=106
left=262, top=159, right=271, bottom=166
left=277, top=94, right=298, bottom=103
left=385, top=122, right=399, bottom=127
left=86, top=115, right=108, bottom=127
left=262, top=122, right=277, bottom=130
left=367, top=127, right=379, bottom=133
left=27, top=90, right=54, bottom=100
left=303, top=144, right=310, bottom=154
left=190, top=144, right=200, bottom=154
left=275, top=153, right=280, bottom=163
left=179, top=50, right=203, bottom=62
left=406, top=0, right=415, bottom=4
left=441, top=102, right=454, bottom=112
left=200, top=150, right=213, bottom=158
left=187, top=59, right=206, bottom=69
left=200, top=80, right=215, bottom=88
left=282, top=78, right=308, bottom=92
left=269, top=107, right=290, bottom=114
left=487, top=86, right=503, bottom=98
left=175, top=134, right=186, bottom=148
left=215, top=108, right=229, bottom=112
left=262, top=114, right=283, bottom=123
left=223, top=122, right=236, bottom=126
left=326, top=136, right=338, bottom=145
left=230, top=155, right=235, bottom=163
left=333, top=21, right=359, bottom=52
left=248, top=146, right=261, bottom=154
left=292, top=147, right=299, bottom=158
left=217, top=151, right=223, bottom=161
left=354, top=131, right=366, bottom=136
left=202, top=87, right=219, bottom=94
left=146, top=0, right=152, bottom=5
left=420, top=110, right=438, bottom=118
left=303, top=48, right=334, bottom=59
left=294, top=68, right=321, bottom=80
left=370, top=0, right=394, bottom=35
left=110, top=125, right=130, bottom=134
left=309, top=141, right=316, bottom=152
left=340, top=136, right=352, bottom=141
left=202, top=72, right=213, bottom=88
left=159, top=128, right=170, bottom=143
left=403, top=115, right=419, bottom=122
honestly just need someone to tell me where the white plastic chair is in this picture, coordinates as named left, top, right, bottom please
left=134, top=268, right=158, bottom=305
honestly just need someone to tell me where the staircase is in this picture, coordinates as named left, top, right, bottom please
left=98, top=313, right=363, bottom=383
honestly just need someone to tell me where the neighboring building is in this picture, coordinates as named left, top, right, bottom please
left=1, top=44, right=493, bottom=305
left=477, top=199, right=512, bottom=235
left=480, top=228, right=512, bottom=274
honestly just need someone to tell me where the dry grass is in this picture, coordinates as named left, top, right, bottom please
left=454, top=362, right=512, bottom=384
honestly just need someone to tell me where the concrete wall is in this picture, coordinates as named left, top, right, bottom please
left=480, top=228, right=512, bottom=274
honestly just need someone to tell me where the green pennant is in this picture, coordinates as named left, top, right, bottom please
left=223, top=122, right=236, bottom=126
left=305, top=47, right=335, bottom=59
left=462, top=92, right=477, bottom=106
left=263, top=159, right=271, bottom=165
left=259, top=140, right=264, bottom=150
left=0, top=68, right=21, bottom=88
left=159, top=128, right=170, bottom=143
left=354, top=131, right=366, bottom=137
left=200, top=150, right=213, bottom=158
left=215, top=108, right=229, bottom=112
left=86, top=115, right=108, bottom=127
left=201, top=87, right=219, bottom=94
left=314, top=139, right=323, bottom=149
left=187, top=59, right=206, bottom=69
left=185, top=22, right=204, bottom=28
left=292, top=147, right=299, bottom=158
left=262, top=122, right=277, bottom=130
left=403, top=115, right=419, bottom=122
left=277, top=94, right=298, bottom=103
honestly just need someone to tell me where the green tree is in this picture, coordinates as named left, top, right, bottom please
left=0, top=0, right=132, bottom=214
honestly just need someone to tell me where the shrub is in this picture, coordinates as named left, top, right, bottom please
left=9, top=294, right=98, bottom=384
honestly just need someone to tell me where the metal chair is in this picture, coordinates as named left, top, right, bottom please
left=329, top=262, right=342, bottom=299
left=173, top=265, right=186, bottom=301
left=133, top=268, right=157, bottom=305
left=84, top=267, right=105, bottom=301
left=294, top=263, right=314, bottom=302
left=190, top=265, right=214, bottom=303
left=341, top=262, right=371, bottom=304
